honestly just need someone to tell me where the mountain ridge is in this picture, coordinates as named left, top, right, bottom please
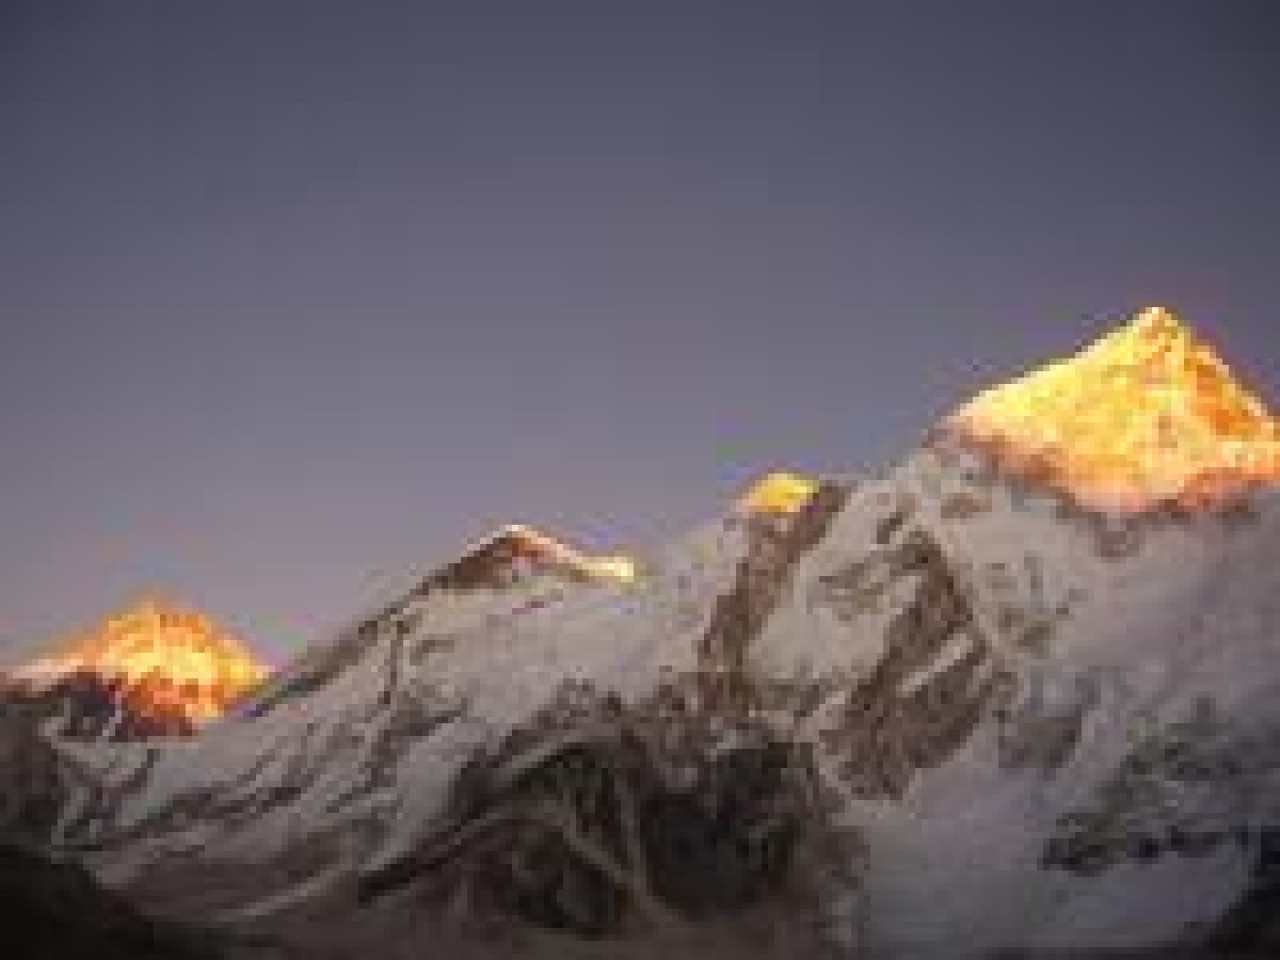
left=8, top=308, right=1280, bottom=958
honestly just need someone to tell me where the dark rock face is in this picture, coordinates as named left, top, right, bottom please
left=360, top=679, right=862, bottom=944
left=1040, top=700, right=1275, bottom=879
left=1024, top=703, right=1280, bottom=959
left=0, top=708, right=284, bottom=958
left=0, top=705, right=79, bottom=842
left=996, top=671, right=1099, bottom=773
left=1194, top=835, right=1280, bottom=958
left=1, top=669, right=197, bottom=740
left=814, top=525, right=1008, bottom=798
left=0, top=841, right=233, bottom=959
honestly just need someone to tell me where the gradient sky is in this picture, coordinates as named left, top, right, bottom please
left=2, top=1, right=1277, bottom=663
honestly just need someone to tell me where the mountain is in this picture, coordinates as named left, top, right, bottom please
left=415, top=522, right=639, bottom=592
left=19, top=308, right=1280, bottom=958
left=239, top=523, right=638, bottom=717
left=733, top=470, right=821, bottom=515
left=0, top=702, right=287, bottom=959
left=1, top=597, right=267, bottom=740
left=944, top=306, right=1280, bottom=511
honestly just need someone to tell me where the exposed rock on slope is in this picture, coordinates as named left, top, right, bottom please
left=2, top=669, right=198, bottom=739
left=361, top=678, right=863, bottom=945
left=0, top=707, right=282, bottom=958
left=0, top=704, right=71, bottom=841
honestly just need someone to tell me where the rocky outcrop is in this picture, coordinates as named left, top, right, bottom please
left=813, top=525, right=1009, bottom=798
left=0, top=704, right=80, bottom=842
left=1042, top=699, right=1280, bottom=878
left=0, top=705, right=277, bottom=957
left=360, top=678, right=863, bottom=952
left=2, top=669, right=198, bottom=740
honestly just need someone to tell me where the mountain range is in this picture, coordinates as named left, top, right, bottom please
left=4, top=307, right=1279, bottom=959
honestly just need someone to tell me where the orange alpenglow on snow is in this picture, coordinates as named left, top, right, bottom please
left=737, top=471, right=820, bottom=515
left=18, top=596, right=268, bottom=726
left=944, top=307, right=1280, bottom=511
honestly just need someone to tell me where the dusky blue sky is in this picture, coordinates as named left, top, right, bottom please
left=2, top=1, right=1277, bottom=662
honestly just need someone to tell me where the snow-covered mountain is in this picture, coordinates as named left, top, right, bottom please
left=17, top=309, right=1280, bottom=958
left=237, top=522, right=640, bottom=720
left=1, top=597, right=267, bottom=741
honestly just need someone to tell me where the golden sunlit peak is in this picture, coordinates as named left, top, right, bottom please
left=736, top=471, right=820, bottom=515
left=19, top=595, right=267, bottom=727
left=944, top=307, right=1280, bottom=512
left=1134, top=304, right=1182, bottom=334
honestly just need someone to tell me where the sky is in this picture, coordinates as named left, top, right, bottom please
left=1, top=1, right=1277, bottom=663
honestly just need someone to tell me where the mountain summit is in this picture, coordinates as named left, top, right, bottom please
left=438, top=523, right=639, bottom=589
left=943, top=306, right=1280, bottom=511
left=6, top=596, right=266, bottom=737
left=735, top=470, right=819, bottom=516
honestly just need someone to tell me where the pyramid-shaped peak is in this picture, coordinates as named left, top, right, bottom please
left=1086, top=306, right=1214, bottom=370
left=13, top=595, right=267, bottom=727
left=942, top=307, right=1280, bottom=512
left=1132, top=304, right=1186, bottom=336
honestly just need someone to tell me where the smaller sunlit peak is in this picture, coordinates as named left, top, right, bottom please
left=736, top=470, right=819, bottom=516
left=493, top=522, right=542, bottom=543
left=15, top=595, right=267, bottom=727
left=482, top=523, right=640, bottom=585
